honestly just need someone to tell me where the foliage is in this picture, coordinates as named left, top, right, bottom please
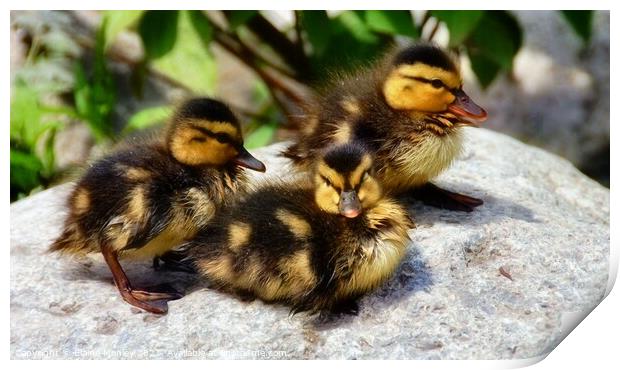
left=560, top=11, right=594, bottom=43
left=73, top=19, right=116, bottom=143
left=10, top=13, right=117, bottom=200
left=10, top=81, right=63, bottom=200
left=11, top=10, right=597, bottom=200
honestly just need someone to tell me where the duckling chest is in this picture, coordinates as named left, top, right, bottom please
left=380, top=130, right=463, bottom=192
left=336, top=237, right=406, bottom=297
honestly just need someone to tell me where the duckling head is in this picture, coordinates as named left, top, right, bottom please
left=382, top=44, right=487, bottom=130
left=167, top=98, right=266, bottom=171
left=314, top=142, right=382, bottom=218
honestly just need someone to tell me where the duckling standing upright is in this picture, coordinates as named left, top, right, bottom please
left=188, top=142, right=413, bottom=315
left=49, top=98, right=266, bottom=314
left=284, top=43, right=488, bottom=212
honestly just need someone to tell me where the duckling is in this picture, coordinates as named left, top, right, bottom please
left=187, top=142, right=413, bottom=315
left=49, top=97, right=266, bottom=314
left=283, top=43, right=488, bottom=212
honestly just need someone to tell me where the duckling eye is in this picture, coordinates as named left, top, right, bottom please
left=214, top=133, right=229, bottom=144
left=431, top=79, right=444, bottom=89
left=191, top=136, right=206, bottom=143
left=323, top=177, right=331, bottom=186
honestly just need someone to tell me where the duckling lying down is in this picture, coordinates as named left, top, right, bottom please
left=187, top=142, right=413, bottom=314
left=49, top=98, right=265, bottom=314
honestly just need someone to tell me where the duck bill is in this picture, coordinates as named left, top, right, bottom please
left=339, top=190, right=362, bottom=218
left=447, top=89, right=488, bottom=127
left=234, top=147, right=266, bottom=172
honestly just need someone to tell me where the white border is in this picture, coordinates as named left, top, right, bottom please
left=4, top=1, right=617, bottom=368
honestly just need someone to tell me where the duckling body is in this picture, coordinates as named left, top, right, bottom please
left=284, top=44, right=487, bottom=211
left=50, top=98, right=265, bottom=314
left=189, top=143, right=413, bottom=314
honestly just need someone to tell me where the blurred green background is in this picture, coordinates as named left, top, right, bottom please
left=10, top=10, right=608, bottom=202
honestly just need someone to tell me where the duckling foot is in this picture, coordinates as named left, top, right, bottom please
left=118, top=289, right=176, bottom=315
left=102, top=247, right=182, bottom=314
left=411, top=183, right=483, bottom=212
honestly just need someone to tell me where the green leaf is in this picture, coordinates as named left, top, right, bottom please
left=73, top=57, right=114, bottom=142
left=468, top=52, right=501, bottom=88
left=102, top=10, right=144, bottom=50
left=123, top=106, right=172, bottom=134
left=338, top=11, right=380, bottom=44
left=10, top=81, right=42, bottom=147
left=432, top=10, right=483, bottom=46
left=300, top=11, right=331, bottom=56
left=363, top=10, right=418, bottom=38
left=10, top=148, right=43, bottom=195
left=244, top=121, right=278, bottom=149
left=147, top=10, right=217, bottom=94
left=466, top=10, right=523, bottom=70
left=226, top=10, right=258, bottom=30
left=139, top=11, right=179, bottom=59
left=11, top=81, right=63, bottom=149
left=310, top=11, right=391, bottom=76
left=560, top=10, right=593, bottom=43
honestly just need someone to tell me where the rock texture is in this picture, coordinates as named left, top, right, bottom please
left=10, top=129, right=609, bottom=360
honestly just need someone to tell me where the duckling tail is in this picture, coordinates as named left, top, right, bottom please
left=48, top=224, right=90, bottom=255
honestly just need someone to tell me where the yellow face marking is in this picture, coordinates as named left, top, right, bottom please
left=184, top=118, right=241, bottom=142
left=357, top=176, right=382, bottom=209
left=316, top=162, right=345, bottom=190
left=331, top=124, right=352, bottom=144
left=228, top=222, right=251, bottom=253
left=276, top=209, right=312, bottom=239
left=383, top=63, right=462, bottom=112
left=397, top=64, right=461, bottom=89
left=348, top=154, right=373, bottom=188
left=72, top=187, right=90, bottom=216
left=169, top=123, right=239, bottom=166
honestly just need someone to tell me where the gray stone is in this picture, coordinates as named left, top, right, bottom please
left=468, top=10, right=610, bottom=182
left=10, top=128, right=609, bottom=360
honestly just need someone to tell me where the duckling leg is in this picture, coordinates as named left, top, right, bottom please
left=411, top=182, right=483, bottom=212
left=101, top=247, right=179, bottom=314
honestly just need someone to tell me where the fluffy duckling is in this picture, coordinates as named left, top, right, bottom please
left=49, top=98, right=266, bottom=314
left=284, top=43, right=488, bottom=212
left=187, top=142, right=413, bottom=315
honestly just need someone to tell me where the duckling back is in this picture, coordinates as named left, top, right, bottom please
left=189, top=143, right=413, bottom=314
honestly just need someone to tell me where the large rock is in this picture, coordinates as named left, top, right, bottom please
left=10, top=128, right=609, bottom=360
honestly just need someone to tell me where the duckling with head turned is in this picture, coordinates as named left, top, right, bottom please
left=284, top=43, right=488, bottom=212
left=49, top=97, right=266, bottom=314
left=187, top=141, right=413, bottom=315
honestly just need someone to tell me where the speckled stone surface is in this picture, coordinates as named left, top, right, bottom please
left=10, top=129, right=609, bottom=360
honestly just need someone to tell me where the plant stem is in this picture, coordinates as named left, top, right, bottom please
left=243, top=12, right=313, bottom=81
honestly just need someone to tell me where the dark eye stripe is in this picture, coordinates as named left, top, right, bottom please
left=400, top=74, right=447, bottom=89
left=190, top=125, right=237, bottom=145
